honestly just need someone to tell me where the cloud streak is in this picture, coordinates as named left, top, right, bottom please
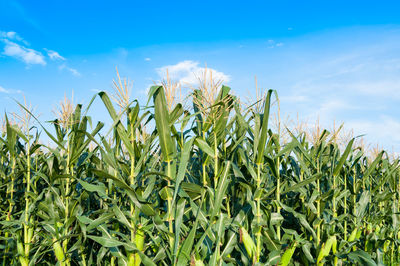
left=59, top=64, right=81, bottom=77
left=350, top=116, right=400, bottom=147
left=45, top=49, right=65, bottom=61
left=0, top=31, right=81, bottom=75
left=273, top=28, right=400, bottom=150
left=0, top=85, right=22, bottom=94
left=0, top=31, right=26, bottom=44
left=267, top=39, right=284, bottom=48
left=0, top=86, right=9, bottom=93
left=2, top=39, right=46, bottom=65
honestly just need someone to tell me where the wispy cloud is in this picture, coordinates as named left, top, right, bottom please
left=59, top=64, right=81, bottom=77
left=273, top=28, right=400, bottom=150
left=156, top=60, right=230, bottom=86
left=0, top=85, right=22, bottom=94
left=45, top=49, right=65, bottom=61
left=145, top=57, right=151, bottom=61
left=2, top=39, right=46, bottom=65
left=1, top=31, right=70, bottom=68
left=0, top=31, right=27, bottom=44
left=350, top=116, right=400, bottom=145
left=0, top=86, right=9, bottom=93
left=267, top=39, right=284, bottom=48
left=316, top=99, right=358, bottom=121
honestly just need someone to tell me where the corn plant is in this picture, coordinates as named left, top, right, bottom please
left=0, top=76, right=400, bottom=265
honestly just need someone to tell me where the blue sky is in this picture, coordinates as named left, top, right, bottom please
left=1, top=0, right=400, bottom=151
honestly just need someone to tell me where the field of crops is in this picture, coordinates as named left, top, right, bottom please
left=1, top=76, right=399, bottom=265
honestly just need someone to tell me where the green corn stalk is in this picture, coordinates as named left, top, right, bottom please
left=344, top=171, right=347, bottom=241
left=3, top=118, right=17, bottom=265
left=254, top=89, right=273, bottom=262
left=23, top=127, right=32, bottom=264
left=316, top=161, right=321, bottom=246
left=152, top=86, right=176, bottom=251
left=0, top=82, right=400, bottom=265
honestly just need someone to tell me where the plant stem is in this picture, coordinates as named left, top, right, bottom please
left=202, top=131, right=207, bottom=187
left=333, top=172, right=337, bottom=219
left=23, top=137, right=31, bottom=263
left=276, top=157, right=281, bottom=241
left=167, top=160, right=174, bottom=249
left=317, top=174, right=321, bottom=245
left=214, top=131, right=218, bottom=187
left=344, top=173, right=347, bottom=241
left=256, top=163, right=262, bottom=263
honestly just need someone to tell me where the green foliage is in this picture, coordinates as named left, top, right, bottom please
left=0, top=84, right=400, bottom=266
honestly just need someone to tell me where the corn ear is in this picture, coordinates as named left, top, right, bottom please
left=19, top=257, right=29, bottom=266
left=240, top=226, right=256, bottom=260
left=194, top=259, right=205, bottom=266
left=134, top=227, right=145, bottom=266
left=317, top=243, right=325, bottom=264
left=331, top=235, right=337, bottom=254
left=384, top=239, right=391, bottom=252
left=324, top=236, right=335, bottom=255
left=28, top=227, right=34, bottom=243
left=356, top=229, right=362, bottom=239
left=128, top=253, right=135, bottom=266
left=348, top=228, right=358, bottom=242
left=53, top=238, right=65, bottom=263
left=279, top=242, right=297, bottom=266
left=18, top=241, right=29, bottom=266
left=375, top=224, right=381, bottom=234
left=317, top=235, right=336, bottom=265
left=17, top=238, right=24, bottom=256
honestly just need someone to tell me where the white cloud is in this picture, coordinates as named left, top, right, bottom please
left=1, top=31, right=66, bottom=65
left=156, top=60, right=230, bottom=86
left=273, top=29, right=400, bottom=151
left=2, top=39, right=46, bottom=65
left=68, top=68, right=80, bottom=76
left=0, top=85, right=22, bottom=94
left=350, top=80, right=400, bottom=98
left=286, top=51, right=400, bottom=101
left=45, top=49, right=65, bottom=61
left=350, top=116, right=400, bottom=146
left=316, top=99, right=356, bottom=120
left=267, top=40, right=284, bottom=48
left=6, top=32, right=18, bottom=39
left=145, top=57, right=151, bottom=61
left=59, top=64, right=81, bottom=77
left=0, top=31, right=27, bottom=44
left=0, top=85, right=9, bottom=93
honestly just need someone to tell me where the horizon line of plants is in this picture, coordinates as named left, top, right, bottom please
left=1, top=79, right=399, bottom=265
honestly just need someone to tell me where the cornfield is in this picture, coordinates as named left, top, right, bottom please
left=0, top=76, right=399, bottom=265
